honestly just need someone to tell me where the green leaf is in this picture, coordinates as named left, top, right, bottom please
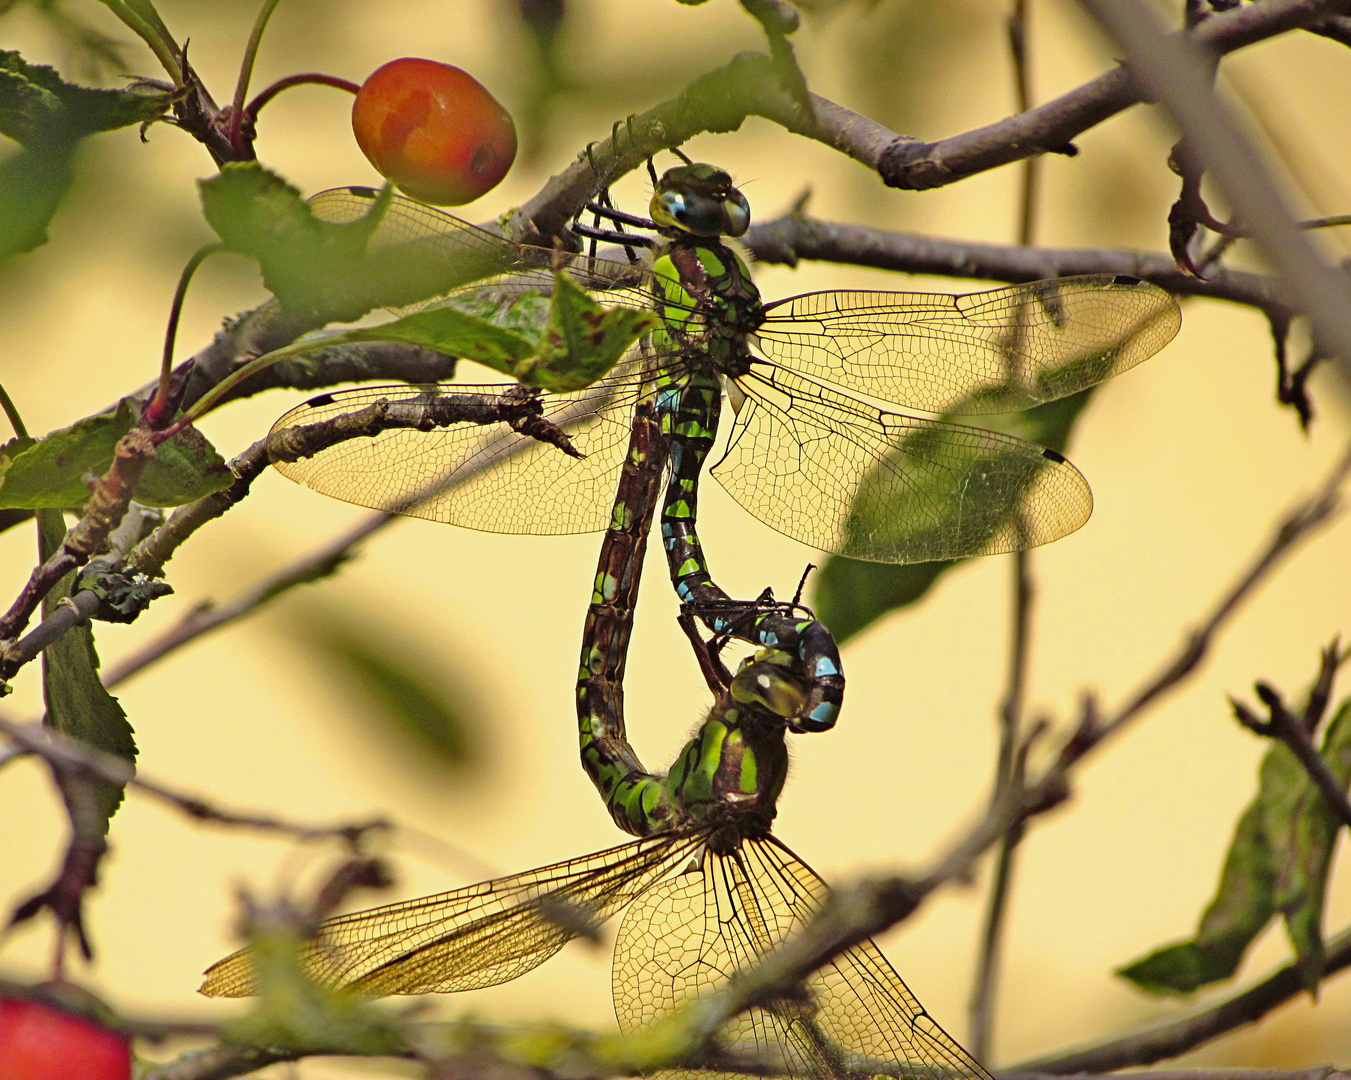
left=815, top=389, right=1095, bottom=642
left=38, top=511, right=136, bottom=829
left=1118, top=695, right=1351, bottom=996
left=1118, top=799, right=1277, bottom=994
left=351, top=306, right=537, bottom=376
left=520, top=270, right=658, bottom=392
left=296, top=612, right=480, bottom=772
left=0, top=400, right=232, bottom=509
left=0, top=50, right=171, bottom=146
left=200, top=164, right=513, bottom=322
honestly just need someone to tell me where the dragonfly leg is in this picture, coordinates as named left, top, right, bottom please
left=676, top=607, right=735, bottom=695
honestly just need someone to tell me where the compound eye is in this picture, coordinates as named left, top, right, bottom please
left=722, top=192, right=750, bottom=237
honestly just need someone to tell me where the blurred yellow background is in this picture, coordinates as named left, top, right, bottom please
left=2, top=0, right=1351, bottom=1074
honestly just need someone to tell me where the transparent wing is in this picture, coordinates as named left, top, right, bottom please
left=612, top=837, right=991, bottom=1080
left=755, top=274, right=1181, bottom=415
left=269, top=361, right=658, bottom=535
left=713, top=363, right=1091, bottom=564
left=308, top=187, right=661, bottom=314
left=201, top=833, right=701, bottom=998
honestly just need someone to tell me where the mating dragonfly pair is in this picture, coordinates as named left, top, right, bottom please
left=202, top=160, right=1180, bottom=1078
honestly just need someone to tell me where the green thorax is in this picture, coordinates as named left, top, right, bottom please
left=615, top=651, right=805, bottom=850
left=651, top=240, right=762, bottom=381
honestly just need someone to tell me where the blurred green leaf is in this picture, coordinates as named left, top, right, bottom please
left=0, top=399, right=232, bottom=509
left=201, top=164, right=390, bottom=321
left=38, top=510, right=136, bottom=829
left=297, top=613, right=481, bottom=772
left=815, top=389, right=1094, bottom=643
left=0, top=51, right=169, bottom=257
left=1119, top=698, right=1351, bottom=996
left=201, top=164, right=518, bottom=323
left=204, top=164, right=653, bottom=388
left=0, top=145, right=75, bottom=257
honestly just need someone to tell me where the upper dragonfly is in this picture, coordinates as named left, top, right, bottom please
left=268, top=162, right=1181, bottom=567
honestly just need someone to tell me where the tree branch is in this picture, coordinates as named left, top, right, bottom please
left=1075, top=0, right=1351, bottom=383
left=746, top=215, right=1291, bottom=321
left=877, top=0, right=1350, bottom=190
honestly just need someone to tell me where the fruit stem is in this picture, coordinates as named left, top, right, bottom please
left=245, top=72, right=361, bottom=123
left=227, top=0, right=283, bottom=143
left=148, top=244, right=223, bottom=428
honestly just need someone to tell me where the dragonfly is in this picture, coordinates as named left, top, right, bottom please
left=270, top=167, right=1180, bottom=712
left=201, top=639, right=991, bottom=1080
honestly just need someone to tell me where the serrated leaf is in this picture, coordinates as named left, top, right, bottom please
left=0, top=400, right=232, bottom=509
left=1118, top=696, right=1351, bottom=996
left=815, top=389, right=1095, bottom=642
left=0, top=50, right=169, bottom=146
left=296, top=612, right=479, bottom=772
left=521, top=271, right=657, bottom=392
left=349, top=272, right=655, bottom=393
left=38, top=511, right=136, bottom=828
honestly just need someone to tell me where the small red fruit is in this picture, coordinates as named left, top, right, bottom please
left=352, top=58, right=517, bottom=206
left=0, top=996, right=131, bottom=1080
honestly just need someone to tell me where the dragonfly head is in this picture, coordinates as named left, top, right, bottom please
left=730, top=650, right=807, bottom=721
left=650, top=163, right=751, bottom=239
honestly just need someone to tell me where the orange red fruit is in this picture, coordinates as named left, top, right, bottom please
left=352, top=58, right=516, bottom=205
left=0, top=997, right=131, bottom=1080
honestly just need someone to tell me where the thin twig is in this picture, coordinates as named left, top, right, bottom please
left=1231, top=642, right=1351, bottom=832
left=0, top=716, right=389, bottom=844
left=970, top=9, right=1041, bottom=1055
left=105, top=508, right=394, bottom=688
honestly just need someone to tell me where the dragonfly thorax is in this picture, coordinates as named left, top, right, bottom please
left=662, top=241, right=761, bottom=378
left=657, top=655, right=803, bottom=843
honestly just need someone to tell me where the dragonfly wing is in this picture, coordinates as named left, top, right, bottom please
left=270, top=363, right=652, bottom=535
left=614, top=840, right=834, bottom=1080
left=309, top=187, right=660, bottom=314
left=756, top=275, right=1180, bottom=415
left=713, top=364, right=1091, bottom=564
left=612, top=837, right=991, bottom=1080
left=200, top=833, right=699, bottom=998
